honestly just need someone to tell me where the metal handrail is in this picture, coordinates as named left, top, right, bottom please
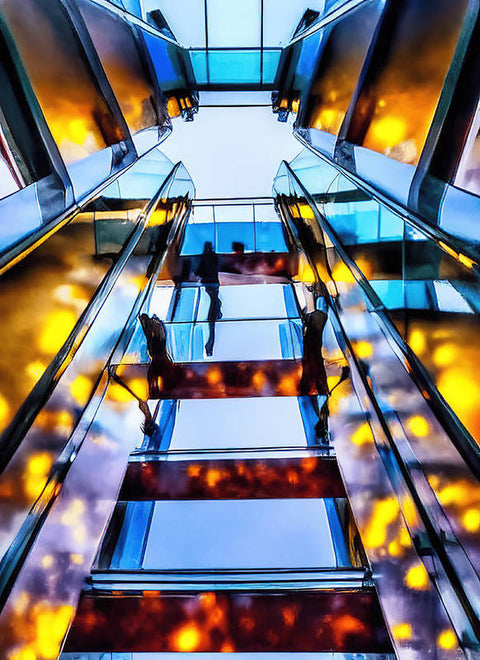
left=295, top=131, right=480, bottom=273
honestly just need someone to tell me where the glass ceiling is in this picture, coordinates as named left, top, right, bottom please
left=141, top=0, right=332, bottom=87
left=142, top=0, right=329, bottom=49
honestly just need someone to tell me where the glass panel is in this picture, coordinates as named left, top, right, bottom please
left=354, top=0, right=469, bottom=164
left=208, top=0, right=261, bottom=48
left=167, top=397, right=307, bottom=450
left=195, top=284, right=296, bottom=320
left=208, top=51, right=261, bottom=85
left=0, top=0, right=124, bottom=165
left=189, top=50, right=208, bottom=85
left=76, top=1, right=159, bottom=135
left=142, top=31, right=185, bottom=93
left=166, top=319, right=300, bottom=361
left=262, top=50, right=282, bottom=84
left=300, top=0, right=383, bottom=136
left=141, top=499, right=340, bottom=569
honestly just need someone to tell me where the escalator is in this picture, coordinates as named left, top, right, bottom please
left=274, top=158, right=480, bottom=657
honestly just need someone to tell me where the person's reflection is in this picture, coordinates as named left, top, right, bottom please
left=139, top=313, right=176, bottom=397
left=300, top=309, right=330, bottom=442
left=195, top=241, right=222, bottom=356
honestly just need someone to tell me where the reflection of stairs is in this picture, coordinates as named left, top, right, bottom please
left=61, top=202, right=394, bottom=657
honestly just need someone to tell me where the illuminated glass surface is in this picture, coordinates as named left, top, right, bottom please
left=76, top=0, right=159, bottom=135
left=350, top=0, right=469, bottom=164
left=300, top=0, right=383, bottom=136
left=0, top=0, right=125, bottom=165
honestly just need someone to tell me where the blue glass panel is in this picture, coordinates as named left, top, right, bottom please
left=110, top=502, right=154, bottom=569
left=208, top=51, right=260, bottom=84
left=142, top=31, right=181, bottom=91
left=216, top=221, right=255, bottom=252
left=262, top=50, right=282, bottom=84
left=122, top=0, right=142, bottom=17
left=255, top=221, right=288, bottom=252
left=189, top=50, right=208, bottom=84
left=181, top=223, right=215, bottom=255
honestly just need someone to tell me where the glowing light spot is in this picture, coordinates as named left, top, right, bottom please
left=206, top=469, right=222, bottom=488
left=392, top=622, right=412, bottom=640
left=405, top=563, right=429, bottom=590
left=26, top=361, right=47, bottom=381
left=70, top=553, right=84, bottom=565
left=39, top=310, right=77, bottom=354
left=172, top=623, right=201, bottom=652
left=354, top=341, right=373, bottom=359
left=351, top=422, right=374, bottom=446
left=206, top=367, right=222, bottom=386
left=363, top=497, right=399, bottom=549
left=252, top=371, right=267, bottom=391
left=0, top=392, right=10, bottom=429
left=70, top=375, right=92, bottom=406
left=24, top=452, right=53, bottom=499
left=42, top=555, right=54, bottom=569
left=463, top=508, right=480, bottom=533
left=332, top=261, right=354, bottom=283
left=409, top=329, right=426, bottom=355
left=406, top=415, right=430, bottom=438
left=371, top=116, right=407, bottom=149
left=187, top=464, right=201, bottom=477
left=438, top=629, right=457, bottom=650
left=388, top=540, right=403, bottom=557
left=291, top=98, right=299, bottom=114
left=432, top=343, right=458, bottom=368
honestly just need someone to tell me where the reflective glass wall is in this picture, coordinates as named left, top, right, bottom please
left=0, top=0, right=198, bottom=261
left=273, top=0, right=480, bottom=247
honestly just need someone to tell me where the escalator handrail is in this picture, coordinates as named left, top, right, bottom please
left=0, top=161, right=187, bottom=474
left=278, top=159, right=480, bottom=479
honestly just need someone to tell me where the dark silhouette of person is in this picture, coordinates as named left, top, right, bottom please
left=139, top=313, right=176, bottom=397
left=300, top=309, right=329, bottom=441
left=195, top=241, right=222, bottom=356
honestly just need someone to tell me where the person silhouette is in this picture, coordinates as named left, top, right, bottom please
left=139, top=313, right=176, bottom=397
left=299, top=309, right=329, bottom=441
left=195, top=241, right=222, bottom=356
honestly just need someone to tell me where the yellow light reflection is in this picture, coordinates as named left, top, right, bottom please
left=0, top=393, right=10, bottom=428
left=351, top=422, right=374, bottom=446
left=39, top=310, right=77, bottom=354
left=24, top=452, right=54, bottom=500
left=406, top=415, right=430, bottom=438
left=172, top=623, right=202, bottom=652
left=363, top=497, right=399, bottom=549
left=405, top=563, right=429, bottom=590
left=70, top=375, right=92, bottom=406
left=438, top=629, right=457, bottom=650
left=462, top=508, right=480, bottom=533
left=392, top=622, right=412, bottom=640
left=370, top=116, right=407, bottom=150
